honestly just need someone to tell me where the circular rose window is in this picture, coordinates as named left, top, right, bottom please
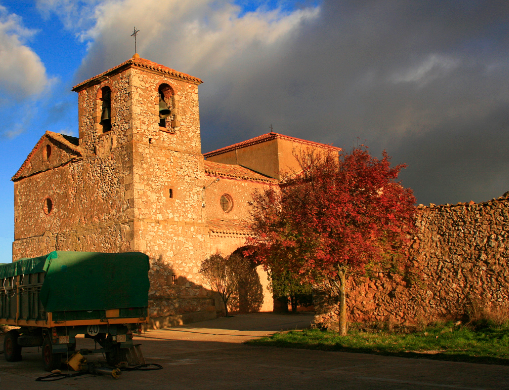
left=220, top=194, right=233, bottom=213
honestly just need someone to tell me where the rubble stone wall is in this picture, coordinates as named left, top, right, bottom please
left=314, top=196, right=509, bottom=328
left=13, top=151, right=134, bottom=259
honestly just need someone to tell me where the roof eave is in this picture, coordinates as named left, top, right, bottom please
left=204, top=132, right=341, bottom=158
left=11, top=131, right=83, bottom=182
left=72, top=58, right=203, bottom=92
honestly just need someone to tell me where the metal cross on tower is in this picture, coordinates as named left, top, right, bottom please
left=131, top=27, right=140, bottom=54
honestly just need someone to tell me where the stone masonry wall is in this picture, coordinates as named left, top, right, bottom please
left=314, top=195, right=509, bottom=328
left=12, top=151, right=134, bottom=259
left=13, top=64, right=136, bottom=260
left=205, top=174, right=276, bottom=312
left=127, top=66, right=214, bottom=326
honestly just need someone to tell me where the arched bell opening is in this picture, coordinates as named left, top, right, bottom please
left=100, top=86, right=112, bottom=133
left=158, top=84, right=173, bottom=128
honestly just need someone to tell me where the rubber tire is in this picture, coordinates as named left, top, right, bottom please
left=4, top=330, right=22, bottom=362
left=42, top=337, right=62, bottom=372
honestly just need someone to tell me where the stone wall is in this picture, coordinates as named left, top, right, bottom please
left=314, top=195, right=509, bottom=328
left=13, top=151, right=134, bottom=259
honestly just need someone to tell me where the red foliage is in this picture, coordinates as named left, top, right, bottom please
left=248, top=146, right=416, bottom=283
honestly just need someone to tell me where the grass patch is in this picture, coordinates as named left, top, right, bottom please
left=246, top=321, right=509, bottom=365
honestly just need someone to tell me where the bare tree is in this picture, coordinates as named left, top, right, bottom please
left=199, top=253, right=250, bottom=317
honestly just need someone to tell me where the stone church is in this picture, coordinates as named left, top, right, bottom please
left=11, top=54, right=339, bottom=327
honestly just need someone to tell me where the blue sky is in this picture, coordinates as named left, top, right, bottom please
left=1, top=0, right=509, bottom=261
left=0, top=1, right=85, bottom=260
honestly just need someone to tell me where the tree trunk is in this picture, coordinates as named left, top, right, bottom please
left=221, top=293, right=229, bottom=317
left=290, top=295, right=298, bottom=313
left=338, top=269, right=347, bottom=336
left=274, top=296, right=289, bottom=313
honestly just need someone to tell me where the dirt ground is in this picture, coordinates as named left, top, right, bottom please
left=1, top=313, right=509, bottom=390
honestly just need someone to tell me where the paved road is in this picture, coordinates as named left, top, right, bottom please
left=2, top=313, right=509, bottom=389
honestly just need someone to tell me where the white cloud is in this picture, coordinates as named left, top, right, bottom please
left=0, top=6, right=50, bottom=100
left=35, top=0, right=319, bottom=77
left=59, top=128, right=76, bottom=137
left=389, top=54, right=460, bottom=86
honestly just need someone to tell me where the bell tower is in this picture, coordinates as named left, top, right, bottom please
left=73, top=55, right=208, bottom=282
left=72, top=54, right=203, bottom=157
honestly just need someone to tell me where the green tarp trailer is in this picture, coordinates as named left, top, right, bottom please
left=0, top=251, right=150, bottom=325
left=1, top=251, right=150, bottom=371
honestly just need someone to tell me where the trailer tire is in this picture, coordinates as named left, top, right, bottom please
left=42, top=337, right=62, bottom=372
left=4, top=330, right=22, bottom=362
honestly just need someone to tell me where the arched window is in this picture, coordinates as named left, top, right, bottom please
left=43, top=144, right=52, bottom=162
left=158, top=84, right=173, bottom=128
left=100, top=87, right=112, bottom=133
left=43, top=197, right=53, bottom=215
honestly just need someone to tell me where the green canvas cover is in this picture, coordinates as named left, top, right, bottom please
left=40, top=251, right=150, bottom=312
left=0, top=255, right=47, bottom=279
left=0, top=252, right=150, bottom=312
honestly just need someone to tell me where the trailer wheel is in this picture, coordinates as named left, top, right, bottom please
left=4, top=330, right=22, bottom=362
left=42, top=337, right=62, bottom=371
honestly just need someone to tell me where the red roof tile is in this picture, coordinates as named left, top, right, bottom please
left=207, top=218, right=252, bottom=236
left=204, top=160, right=277, bottom=184
left=72, top=54, right=202, bottom=91
left=204, top=132, right=341, bottom=158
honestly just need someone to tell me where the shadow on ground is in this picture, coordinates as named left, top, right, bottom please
left=3, top=335, right=509, bottom=390
left=2, top=313, right=509, bottom=389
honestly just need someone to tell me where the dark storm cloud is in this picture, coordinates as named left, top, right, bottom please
left=199, top=0, right=509, bottom=204
left=393, top=103, right=509, bottom=205
left=64, top=0, right=509, bottom=205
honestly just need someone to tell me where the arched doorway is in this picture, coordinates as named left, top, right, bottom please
left=228, top=247, right=270, bottom=313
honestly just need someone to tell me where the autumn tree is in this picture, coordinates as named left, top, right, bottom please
left=248, top=146, right=416, bottom=335
left=199, top=253, right=251, bottom=317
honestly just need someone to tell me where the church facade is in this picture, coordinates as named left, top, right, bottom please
left=12, top=55, right=339, bottom=327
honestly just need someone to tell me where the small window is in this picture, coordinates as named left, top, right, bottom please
left=43, top=198, right=53, bottom=215
left=44, top=145, right=52, bottom=162
left=100, top=87, right=112, bottom=133
left=220, top=194, right=233, bottom=213
left=169, top=188, right=173, bottom=199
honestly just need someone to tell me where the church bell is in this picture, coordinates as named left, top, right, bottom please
left=159, top=97, right=171, bottom=119
left=100, top=106, right=111, bottom=124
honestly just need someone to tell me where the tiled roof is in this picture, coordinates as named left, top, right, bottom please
left=48, top=132, right=81, bottom=153
left=12, top=131, right=83, bottom=181
left=204, top=160, right=278, bottom=184
left=207, top=218, right=253, bottom=236
left=204, top=132, right=341, bottom=158
left=72, top=54, right=202, bottom=91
